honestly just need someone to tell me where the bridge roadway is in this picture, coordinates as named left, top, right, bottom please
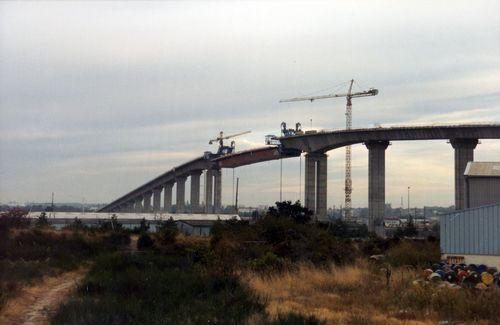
left=101, top=123, right=500, bottom=234
left=279, top=124, right=500, bottom=234
left=100, top=146, right=300, bottom=213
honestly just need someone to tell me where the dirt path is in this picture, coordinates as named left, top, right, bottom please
left=0, top=268, right=88, bottom=325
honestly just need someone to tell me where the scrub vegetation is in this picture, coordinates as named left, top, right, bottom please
left=1, top=203, right=498, bottom=324
left=245, top=261, right=500, bottom=324
left=0, top=208, right=130, bottom=310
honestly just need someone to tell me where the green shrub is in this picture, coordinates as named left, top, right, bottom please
left=137, top=233, right=154, bottom=250
left=52, top=252, right=263, bottom=324
left=0, top=208, right=30, bottom=233
left=327, top=219, right=369, bottom=238
left=99, top=215, right=122, bottom=231
left=34, top=212, right=51, bottom=228
left=211, top=210, right=356, bottom=270
left=157, top=217, right=178, bottom=245
left=386, top=240, right=440, bottom=267
left=65, top=217, right=89, bottom=231
left=248, top=251, right=283, bottom=272
left=266, top=200, right=313, bottom=224
left=132, top=218, right=150, bottom=234
left=102, top=231, right=131, bottom=249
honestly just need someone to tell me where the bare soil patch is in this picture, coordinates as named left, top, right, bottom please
left=0, top=267, right=87, bottom=325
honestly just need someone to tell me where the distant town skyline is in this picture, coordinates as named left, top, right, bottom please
left=1, top=1, right=499, bottom=208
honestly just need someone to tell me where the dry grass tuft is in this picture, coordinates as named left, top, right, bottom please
left=244, top=261, right=416, bottom=324
left=244, top=261, right=500, bottom=324
left=175, top=233, right=211, bottom=246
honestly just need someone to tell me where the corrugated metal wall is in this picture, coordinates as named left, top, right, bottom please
left=467, top=177, right=500, bottom=208
left=440, top=204, right=500, bottom=255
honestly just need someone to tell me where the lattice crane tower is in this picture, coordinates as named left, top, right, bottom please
left=280, top=79, right=378, bottom=220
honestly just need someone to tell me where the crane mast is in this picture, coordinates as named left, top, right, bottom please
left=345, top=80, right=354, bottom=220
left=280, top=79, right=378, bottom=221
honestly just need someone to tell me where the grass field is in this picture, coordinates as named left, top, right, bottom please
left=1, top=207, right=499, bottom=324
left=245, top=261, right=500, bottom=324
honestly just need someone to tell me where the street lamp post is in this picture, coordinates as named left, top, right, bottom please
left=407, top=186, right=411, bottom=217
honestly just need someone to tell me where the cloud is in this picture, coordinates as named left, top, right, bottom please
left=1, top=1, right=500, bottom=208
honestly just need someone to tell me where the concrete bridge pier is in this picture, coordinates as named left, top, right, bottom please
left=176, top=176, right=186, bottom=213
left=125, top=201, right=134, bottom=212
left=214, top=169, right=222, bottom=213
left=143, top=192, right=152, bottom=212
left=450, top=138, right=478, bottom=210
left=134, top=198, right=143, bottom=213
left=205, top=169, right=214, bottom=213
left=190, top=171, right=202, bottom=213
left=304, top=153, right=328, bottom=222
left=153, top=188, right=162, bottom=212
left=163, top=183, right=173, bottom=212
left=365, top=140, right=390, bottom=235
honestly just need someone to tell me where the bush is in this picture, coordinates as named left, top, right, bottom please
left=386, top=240, right=440, bottom=267
left=102, top=231, right=131, bottom=249
left=0, top=207, right=30, bottom=233
left=34, top=212, right=51, bottom=228
left=52, top=252, right=263, bottom=324
left=99, top=215, right=122, bottom=231
left=0, top=229, right=107, bottom=270
left=327, top=219, right=369, bottom=238
left=248, top=251, right=283, bottom=272
left=65, top=217, right=89, bottom=231
left=266, top=200, right=313, bottom=224
left=157, top=218, right=178, bottom=245
left=211, top=210, right=356, bottom=270
left=137, top=233, right=154, bottom=250
left=132, top=218, right=150, bottom=234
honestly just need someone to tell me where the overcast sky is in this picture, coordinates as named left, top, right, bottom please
left=1, top=1, right=499, bottom=208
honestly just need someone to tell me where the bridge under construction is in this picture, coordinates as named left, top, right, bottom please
left=99, top=123, right=500, bottom=234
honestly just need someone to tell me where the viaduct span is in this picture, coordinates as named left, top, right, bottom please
left=100, top=124, right=500, bottom=233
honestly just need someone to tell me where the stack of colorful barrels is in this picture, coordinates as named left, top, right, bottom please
left=416, top=262, right=499, bottom=290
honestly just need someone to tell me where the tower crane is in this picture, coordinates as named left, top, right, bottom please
left=209, top=130, right=251, bottom=155
left=280, top=79, right=378, bottom=220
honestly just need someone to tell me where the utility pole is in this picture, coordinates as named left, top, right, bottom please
left=279, top=159, right=283, bottom=202
left=280, top=80, right=378, bottom=221
left=407, top=186, right=411, bottom=217
left=51, top=192, right=54, bottom=218
left=299, top=154, right=302, bottom=203
left=235, top=177, right=239, bottom=212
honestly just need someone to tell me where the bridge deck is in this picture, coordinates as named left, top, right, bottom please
left=279, top=124, right=500, bottom=152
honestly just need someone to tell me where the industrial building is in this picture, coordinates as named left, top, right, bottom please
left=176, top=220, right=215, bottom=236
left=464, top=162, right=500, bottom=208
left=440, top=203, right=500, bottom=269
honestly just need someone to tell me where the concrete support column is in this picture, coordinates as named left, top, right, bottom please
left=205, top=169, right=214, bottom=213
left=304, top=154, right=316, bottom=213
left=366, top=140, right=390, bottom=234
left=125, top=202, right=134, bottom=213
left=134, top=199, right=143, bottom=213
left=163, top=183, right=173, bottom=212
left=304, top=153, right=328, bottom=221
left=153, top=188, right=162, bottom=213
left=450, top=139, right=478, bottom=210
left=143, top=192, right=152, bottom=212
left=214, top=169, right=222, bottom=213
left=176, top=176, right=187, bottom=213
left=316, top=153, right=328, bottom=222
left=190, top=171, right=202, bottom=213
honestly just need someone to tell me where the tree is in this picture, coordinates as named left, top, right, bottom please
left=266, top=201, right=313, bottom=224
left=157, top=217, right=178, bottom=244
left=35, top=211, right=50, bottom=228
left=329, top=219, right=369, bottom=238
left=394, top=219, right=418, bottom=238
